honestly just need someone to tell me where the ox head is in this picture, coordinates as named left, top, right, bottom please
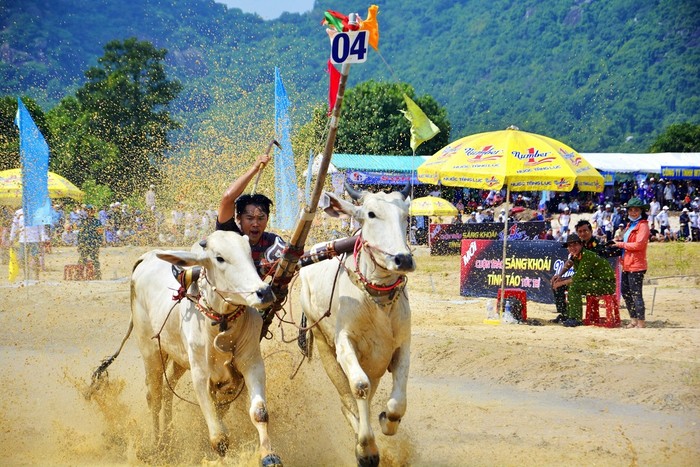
left=323, top=183, right=415, bottom=273
left=156, top=230, right=274, bottom=310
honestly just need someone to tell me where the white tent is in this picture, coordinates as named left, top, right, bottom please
left=581, top=153, right=700, bottom=174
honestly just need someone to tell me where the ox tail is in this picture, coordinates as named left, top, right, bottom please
left=85, top=257, right=144, bottom=399
left=86, top=318, right=133, bottom=399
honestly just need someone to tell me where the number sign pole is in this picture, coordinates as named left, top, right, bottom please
left=263, top=61, right=352, bottom=337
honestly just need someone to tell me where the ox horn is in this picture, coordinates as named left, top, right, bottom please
left=344, top=181, right=364, bottom=201
left=399, top=182, right=412, bottom=200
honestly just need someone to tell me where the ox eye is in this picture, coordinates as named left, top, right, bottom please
left=368, top=211, right=376, bottom=219
left=216, top=256, right=224, bottom=263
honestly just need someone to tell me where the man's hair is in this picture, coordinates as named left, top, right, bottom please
left=236, top=194, right=273, bottom=217
left=575, top=220, right=592, bottom=231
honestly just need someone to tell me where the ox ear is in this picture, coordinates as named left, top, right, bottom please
left=321, top=192, right=358, bottom=219
left=156, top=250, right=202, bottom=268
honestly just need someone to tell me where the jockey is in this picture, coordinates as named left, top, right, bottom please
left=216, top=153, right=285, bottom=275
left=216, top=153, right=286, bottom=338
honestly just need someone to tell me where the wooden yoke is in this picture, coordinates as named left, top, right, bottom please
left=261, top=62, right=352, bottom=338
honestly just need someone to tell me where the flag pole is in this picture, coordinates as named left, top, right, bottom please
left=499, top=184, right=510, bottom=319
left=262, top=61, right=352, bottom=338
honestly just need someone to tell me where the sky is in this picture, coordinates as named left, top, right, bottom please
left=216, top=0, right=315, bottom=20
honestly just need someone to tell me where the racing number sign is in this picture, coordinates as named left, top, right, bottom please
left=330, top=30, right=369, bottom=64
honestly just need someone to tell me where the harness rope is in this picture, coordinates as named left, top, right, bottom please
left=151, top=268, right=259, bottom=407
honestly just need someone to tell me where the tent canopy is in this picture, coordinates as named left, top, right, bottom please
left=313, top=153, right=699, bottom=178
left=580, top=153, right=700, bottom=174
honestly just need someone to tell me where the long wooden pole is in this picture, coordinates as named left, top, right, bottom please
left=261, top=62, right=351, bottom=335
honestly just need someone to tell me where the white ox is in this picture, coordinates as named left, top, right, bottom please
left=107, top=230, right=281, bottom=465
left=299, top=184, right=415, bottom=467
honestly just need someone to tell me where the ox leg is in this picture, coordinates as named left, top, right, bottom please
left=379, top=342, right=410, bottom=436
left=313, top=330, right=360, bottom=433
left=335, top=331, right=379, bottom=467
left=238, top=353, right=282, bottom=467
left=141, top=350, right=166, bottom=445
left=161, top=361, right=187, bottom=446
left=190, top=366, right=230, bottom=456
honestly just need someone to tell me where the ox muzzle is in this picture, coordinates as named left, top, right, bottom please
left=254, top=284, right=275, bottom=308
left=390, top=253, right=416, bottom=273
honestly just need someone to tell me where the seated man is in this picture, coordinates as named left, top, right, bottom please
left=551, top=220, right=616, bottom=323
left=552, top=233, right=616, bottom=327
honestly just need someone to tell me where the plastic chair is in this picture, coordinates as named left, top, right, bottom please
left=584, top=294, right=620, bottom=328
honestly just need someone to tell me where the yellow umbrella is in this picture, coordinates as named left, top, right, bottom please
left=417, top=126, right=604, bottom=318
left=0, top=168, right=84, bottom=205
left=418, top=126, right=604, bottom=192
left=410, top=196, right=458, bottom=216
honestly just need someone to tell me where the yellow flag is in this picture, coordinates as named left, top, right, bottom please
left=8, top=247, right=19, bottom=281
left=401, top=94, right=440, bottom=153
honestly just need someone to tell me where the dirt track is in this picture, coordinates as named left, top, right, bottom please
left=1, top=245, right=698, bottom=466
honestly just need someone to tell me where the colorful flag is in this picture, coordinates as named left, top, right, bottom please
left=15, top=98, right=51, bottom=226
left=323, top=10, right=347, bottom=32
left=360, top=5, right=380, bottom=50
left=274, top=67, right=300, bottom=230
left=327, top=60, right=341, bottom=115
left=401, top=94, right=440, bottom=153
left=8, top=247, right=19, bottom=282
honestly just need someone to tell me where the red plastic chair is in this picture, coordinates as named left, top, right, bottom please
left=584, top=295, right=620, bottom=328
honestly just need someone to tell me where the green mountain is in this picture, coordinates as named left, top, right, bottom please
left=2, top=0, right=699, bottom=152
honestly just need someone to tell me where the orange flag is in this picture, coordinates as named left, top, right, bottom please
left=359, top=5, right=379, bottom=50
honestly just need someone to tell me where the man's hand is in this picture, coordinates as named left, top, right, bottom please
left=550, top=274, right=561, bottom=285
left=255, top=153, right=272, bottom=170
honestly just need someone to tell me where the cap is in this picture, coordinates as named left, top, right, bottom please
left=682, top=207, right=688, bottom=212
left=663, top=205, right=669, bottom=210
left=605, top=204, right=611, bottom=208
left=650, top=177, right=655, bottom=181
left=500, top=208, right=506, bottom=212
left=564, top=207, right=570, bottom=211
left=561, top=233, right=582, bottom=248
left=625, top=197, right=650, bottom=210
left=85, top=204, right=95, bottom=210
left=477, top=206, right=483, bottom=210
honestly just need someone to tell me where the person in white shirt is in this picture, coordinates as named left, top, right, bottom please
left=9, top=208, right=50, bottom=279
left=648, top=197, right=661, bottom=228
left=475, top=206, right=485, bottom=223
left=558, top=207, right=571, bottom=233
left=590, top=205, right=604, bottom=231
left=657, top=205, right=670, bottom=235
left=145, top=184, right=156, bottom=213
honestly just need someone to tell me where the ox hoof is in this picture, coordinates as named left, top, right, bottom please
left=356, top=452, right=379, bottom=467
left=379, top=411, right=401, bottom=435
left=261, top=453, right=283, bottom=467
left=212, top=436, right=229, bottom=457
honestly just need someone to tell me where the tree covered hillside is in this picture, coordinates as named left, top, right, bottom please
left=1, top=0, right=699, bottom=153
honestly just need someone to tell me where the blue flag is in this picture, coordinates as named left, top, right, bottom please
left=15, top=98, right=51, bottom=226
left=274, top=68, right=300, bottom=230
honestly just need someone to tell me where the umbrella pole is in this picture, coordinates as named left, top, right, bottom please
left=499, top=185, right=510, bottom=319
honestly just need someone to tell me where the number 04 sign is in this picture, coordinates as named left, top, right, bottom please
left=330, top=30, right=369, bottom=64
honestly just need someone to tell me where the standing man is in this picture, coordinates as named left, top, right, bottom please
left=77, top=205, right=103, bottom=279
left=145, top=184, right=156, bottom=213
left=657, top=205, right=670, bottom=236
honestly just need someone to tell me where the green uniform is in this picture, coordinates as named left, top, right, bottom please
left=567, top=248, right=616, bottom=320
